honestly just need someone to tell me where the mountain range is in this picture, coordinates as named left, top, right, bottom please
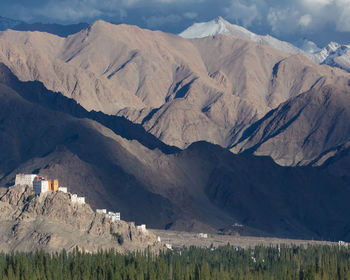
left=0, top=19, right=349, bottom=168
left=180, top=17, right=350, bottom=73
left=0, top=16, right=88, bottom=37
left=0, top=19, right=349, bottom=241
left=0, top=63, right=349, bottom=240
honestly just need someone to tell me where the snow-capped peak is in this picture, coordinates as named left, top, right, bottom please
left=179, top=17, right=309, bottom=57
left=179, top=16, right=259, bottom=41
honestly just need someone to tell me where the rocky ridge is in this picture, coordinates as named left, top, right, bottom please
left=0, top=185, right=161, bottom=253
left=0, top=20, right=348, bottom=152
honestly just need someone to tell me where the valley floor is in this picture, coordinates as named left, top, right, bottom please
left=152, top=229, right=336, bottom=249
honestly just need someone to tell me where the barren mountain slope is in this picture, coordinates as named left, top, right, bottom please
left=0, top=21, right=348, bottom=149
left=0, top=65, right=350, bottom=240
left=0, top=185, right=160, bottom=253
left=232, top=82, right=350, bottom=166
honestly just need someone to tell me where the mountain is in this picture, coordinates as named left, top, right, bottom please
left=299, top=40, right=350, bottom=72
left=231, top=83, right=350, bottom=167
left=12, top=22, right=89, bottom=37
left=179, top=17, right=311, bottom=59
left=0, top=64, right=350, bottom=241
left=295, top=39, right=321, bottom=54
left=318, top=43, right=350, bottom=72
left=0, top=20, right=348, bottom=152
left=180, top=17, right=350, bottom=74
left=0, top=16, right=23, bottom=31
left=0, top=185, right=160, bottom=253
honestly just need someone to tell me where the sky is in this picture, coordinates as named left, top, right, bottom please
left=1, top=0, right=350, bottom=46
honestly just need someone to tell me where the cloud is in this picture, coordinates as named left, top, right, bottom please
left=299, top=14, right=312, bottom=27
left=183, top=12, right=198, bottom=19
left=1, top=0, right=350, bottom=44
left=224, top=0, right=260, bottom=27
left=222, top=0, right=350, bottom=37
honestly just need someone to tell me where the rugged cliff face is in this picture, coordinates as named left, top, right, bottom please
left=0, top=185, right=161, bottom=253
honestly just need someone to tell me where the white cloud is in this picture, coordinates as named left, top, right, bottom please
left=3, top=0, right=350, bottom=44
left=301, top=0, right=333, bottom=7
left=184, top=12, right=198, bottom=19
left=221, top=0, right=350, bottom=35
left=225, top=0, right=260, bottom=27
left=299, top=14, right=312, bottom=27
left=267, top=7, right=303, bottom=34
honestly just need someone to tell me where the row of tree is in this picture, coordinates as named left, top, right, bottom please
left=0, top=244, right=349, bottom=279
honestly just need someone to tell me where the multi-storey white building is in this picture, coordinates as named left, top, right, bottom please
left=71, top=194, right=85, bottom=205
left=33, top=177, right=49, bottom=195
left=107, top=211, right=120, bottom=222
left=15, top=174, right=37, bottom=187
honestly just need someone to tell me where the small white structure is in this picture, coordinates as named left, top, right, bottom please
left=33, top=178, right=49, bottom=195
left=157, top=236, right=161, bottom=242
left=137, top=224, right=147, bottom=232
left=198, top=233, right=208, bottom=238
left=58, top=187, right=68, bottom=193
left=71, top=194, right=85, bottom=205
left=107, top=211, right=120, bottom=222
left=15, top=174, right=37, bottom=187
left=165, top=243, right=173, bottom=250
left=96, top=209, right=107, bottom=214
left=339, top=241, right=348, bottom=247
left=77, top=197, right=85, bottom=204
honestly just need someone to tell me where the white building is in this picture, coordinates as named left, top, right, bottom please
left=137, top=224, right=147, bottom=232
left=198, top=233, right=208, bottom=238
left=107, top=211, right=120, bottom=222
left=71, top=194, right=85, bottom=205
left=33, top=179, right=49, bottom=195
left=77, top=197, right=85, bottom=204
left=58, top=187, right=68, bottom=193
left=96, top=209, right=107, bottom=214
left=15, top=174, right=37, bottom=187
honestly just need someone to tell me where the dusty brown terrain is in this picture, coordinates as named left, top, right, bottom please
left=232, top=84, right=350, bottom=166
left=152, top=229, right=336, bottom=249
left=0, top=70, right=349, bottom=241
left=0, top=20, right=349, bottom=156
left=0, top=185, right=162, bottom=253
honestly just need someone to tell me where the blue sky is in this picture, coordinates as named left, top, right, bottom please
left=1, top=0, right=350, bottom=46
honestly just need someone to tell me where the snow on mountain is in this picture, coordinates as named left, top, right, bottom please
left=180, top=17, right=350, bottom=73
left=179, top=17, right=311, bottom=58
left=0, top=16, right=23, bottom=31
left=315, top=42, right=350, bottom=71
left=298, top=40, right=350, bottom=72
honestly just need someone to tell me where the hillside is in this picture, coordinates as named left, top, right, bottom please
left=231, top=84, right=350, bottom=167
left=0, top=20, right=348, bottom=151
left=0, top=64, right=350, bottom=241
left=0, top=184, right=160, bottom=253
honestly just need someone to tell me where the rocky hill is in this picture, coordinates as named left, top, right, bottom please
left=0, top=64, right=349, bottom=241
left=0, top=184, right=161, bottom=253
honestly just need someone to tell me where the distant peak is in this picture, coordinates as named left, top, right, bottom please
left=215, top=16, right=225, bottom=22
left=214, top=16, right=229, bottom=25
left=90, top=19, right=110, bottom=27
